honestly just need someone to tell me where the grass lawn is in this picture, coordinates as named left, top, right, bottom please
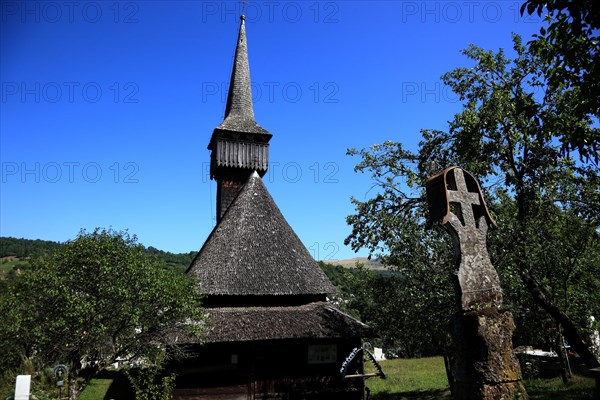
left=525, top=375, right=597, bottom=400
left=365, top=357, right=451, bottom=399
left=79, top=357, right=596, bottom=399
left=79, top=379, right=113, bottom=400
left=366, top=357, right=596, bottom=400
left=79, top=370, right=132, bottom=400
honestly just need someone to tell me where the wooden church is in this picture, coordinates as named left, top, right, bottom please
left=168, top=14, right=371, bottom=400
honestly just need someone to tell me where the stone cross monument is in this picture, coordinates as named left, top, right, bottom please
left=426, top=167, right=526, bottom=400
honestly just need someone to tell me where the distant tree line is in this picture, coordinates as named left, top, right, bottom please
left=0, top=237, right=197, bottom=273
left=145, top=246, right=197, bottom=273
left=0, top=237, right=62, bottom=259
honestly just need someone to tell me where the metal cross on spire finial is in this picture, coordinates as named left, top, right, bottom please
left=241, top=0, right=246, bottom=18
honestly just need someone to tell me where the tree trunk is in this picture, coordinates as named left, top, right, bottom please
left=67, top=359, right=84, bottom=400
left=68, top=371, right=80, bottom=400
left=520, top=269, right=600, bottom=369
left=514, top=184, right=599, bottom=370
left=548, top=333, right=569, bottom=384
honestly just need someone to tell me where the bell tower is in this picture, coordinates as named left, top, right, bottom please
left=208, top=15, right=272, bottom=223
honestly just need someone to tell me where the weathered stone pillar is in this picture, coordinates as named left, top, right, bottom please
left=426, top=167, right=527, bottom=400
left=452, top=309, right=525, bottom=398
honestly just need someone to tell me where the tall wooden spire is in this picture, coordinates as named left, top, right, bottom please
left=208, top=15, right=272, bottom=223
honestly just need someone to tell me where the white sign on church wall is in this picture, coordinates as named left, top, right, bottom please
left=308, top=344, right=337, bottom=364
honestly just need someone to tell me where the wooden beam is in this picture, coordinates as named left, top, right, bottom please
left=343, top=373, right=381, bottom=379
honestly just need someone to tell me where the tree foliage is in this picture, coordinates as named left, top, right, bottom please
left=319, top=261, right=452, bottom=358
left=0, top=229, right=205, bottom=399
left=346, top=35, right=600, bottom=367
left=490, top=192, right=600, bottom=353
left=520, top=0, right=600, bottom=162
left=124, top=355, right=176, bottom=400
left=342, top=141, right=457, bottom=357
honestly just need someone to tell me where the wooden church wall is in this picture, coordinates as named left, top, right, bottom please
left=171, top=338, right=364, bottom=400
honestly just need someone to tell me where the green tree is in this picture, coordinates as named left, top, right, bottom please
left=0, top=229, right=205, bottom=399
left=439, top=34, right=599, bottom=368
left=319, top=261, right=452, bottom=357
left=490, top=190, right=600, bottom=358
left=344, top=143, right=455, bottom=357
left=124, top=354, right=176, bottom=400
left=520, top=0, right=600, bottom=162
left=346, top=35, right=600, bottom=368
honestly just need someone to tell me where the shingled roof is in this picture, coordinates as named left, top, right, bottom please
left=173, top=302, right=371, bottom=343
left=216, top=15, right=269, bottom=135
left=187, top=171, right=336, bottom=296
left=205, top=303, right=370, bottom=342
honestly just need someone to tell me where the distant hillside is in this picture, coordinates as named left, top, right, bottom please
left=144, top=246, right=197, bottom=272
left=323, top=257, right=386, bottom=271
left=0, top=237, right=197, bottom=276
left=1, top=237, right=390, bottom=280
left=0, top=237, right=62, bottom=259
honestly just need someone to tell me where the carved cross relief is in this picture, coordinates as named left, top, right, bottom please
left=426, top=167, right=503, bottom=310
left=446, top=168, right=482, bottom=231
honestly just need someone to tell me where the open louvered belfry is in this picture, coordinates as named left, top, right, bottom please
left=207, top=15, right=272, bottom=223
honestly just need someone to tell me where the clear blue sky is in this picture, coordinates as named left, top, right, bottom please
left=1, top=1, right=545, bottom=260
